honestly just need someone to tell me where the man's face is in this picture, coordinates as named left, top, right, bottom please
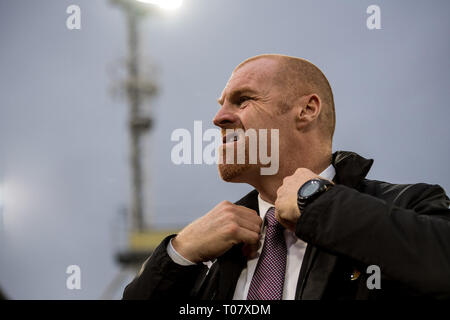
left=214, top=58, right=294, bottom=182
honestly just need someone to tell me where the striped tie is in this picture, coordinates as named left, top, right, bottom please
left=247, top=207, right=287, bottom=300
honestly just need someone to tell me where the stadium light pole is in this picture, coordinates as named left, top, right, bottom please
left=103, top=0, right=183, bottom=299
left=110, top=0, right=183, bottom=232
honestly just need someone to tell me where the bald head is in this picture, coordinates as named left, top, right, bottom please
left=234, top=54, right=335, bottom=142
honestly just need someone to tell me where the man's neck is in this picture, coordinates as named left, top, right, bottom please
left=253, top=151, right=332, bottom=204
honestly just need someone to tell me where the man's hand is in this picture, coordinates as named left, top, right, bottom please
left=275, top=168, right=329, bottom=231
left=172, top=201, right=262, bottom=263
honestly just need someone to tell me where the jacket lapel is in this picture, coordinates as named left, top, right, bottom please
left=297, top=151, right=374, bottom=299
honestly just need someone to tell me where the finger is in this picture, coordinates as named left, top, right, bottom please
left=274, top=208, right=281, bottom=221
left=234, top=205, right=259, bottom=217
left=242, top=242, right=260, bottom=259
left=276, top=213, right=296, bottom=232
left=249, top=238, right=262, bottom=258
left=233, top=205, right=263, bottom=225
left=233, top=214, right=262, bottom=234
left=274, top=209, right=288, bottom=227
left=235, top=227, right=260, bottom=245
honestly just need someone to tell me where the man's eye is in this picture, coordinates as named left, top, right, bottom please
left=238, top=96, right=252, bottom=105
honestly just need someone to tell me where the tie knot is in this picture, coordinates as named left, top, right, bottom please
left=265, top=207, right=280, bottom=228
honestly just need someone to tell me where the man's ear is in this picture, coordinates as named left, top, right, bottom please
left=296, top=94, right=321, bottom=130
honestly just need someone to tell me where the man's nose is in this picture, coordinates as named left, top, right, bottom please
left=213, top=105, right=240, bottom=128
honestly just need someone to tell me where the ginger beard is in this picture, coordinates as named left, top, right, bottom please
left=218, top=160, right=251, bottom=182
left=218, top=133, right=252, bottom=182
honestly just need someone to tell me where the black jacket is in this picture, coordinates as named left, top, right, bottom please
left=123, top=151, right=450, bottom=300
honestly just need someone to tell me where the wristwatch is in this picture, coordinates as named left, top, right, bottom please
left=297, top=178, right=334, bottom=212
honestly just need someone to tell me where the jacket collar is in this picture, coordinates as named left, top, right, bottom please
left=215, top=150, right=374, bottom=300
left=331, top=151, right=374, bottom=188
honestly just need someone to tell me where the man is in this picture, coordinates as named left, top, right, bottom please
left=123, top=54, right=450, bottom=300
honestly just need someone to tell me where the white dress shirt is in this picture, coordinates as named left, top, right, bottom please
left=167, top=164, right=336, bottom=300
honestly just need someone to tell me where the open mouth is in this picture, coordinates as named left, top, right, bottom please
left=222, top=131, right=242, bottom=144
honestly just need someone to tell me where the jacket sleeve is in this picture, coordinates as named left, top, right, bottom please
left=295, top=183, right=450, bottom=299
left=122, top=235, right=207, bottom=300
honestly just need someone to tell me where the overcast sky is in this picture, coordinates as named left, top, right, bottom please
left=0, top=0, right=449, bottom=299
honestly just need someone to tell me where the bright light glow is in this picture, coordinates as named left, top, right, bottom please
left=136, top=0, right=183, bottom=10
left=0, top=184, right=3, bottom=209
left=0, top=183, right=4, bottom=231
left=0, top=179, right=31, bottom=231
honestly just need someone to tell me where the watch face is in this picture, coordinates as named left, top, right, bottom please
left=301, top=180, right=320, bottom=197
